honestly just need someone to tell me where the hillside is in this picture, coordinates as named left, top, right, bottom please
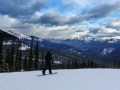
left=1, top=29, right=120, bottom=62
left=0, top=29, right=120, bottom=73
left=0, top=69, right=120, bottom=90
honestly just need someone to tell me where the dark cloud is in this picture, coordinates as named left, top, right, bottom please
left=0, top=0, right=47, bottom=17
left=1, top=0, right=119, bottom=26
left=30, top=11, right=70, bottom=25
left=67, top=1, right=120, bottom=25
left=88, top=1, right=120, bottom=18
left=34, top=1, right=120, bottom=26
left=106, top=18, right=120, bottom=30
left=28, top=11, right=89, bottom=26
left=89, top=28, right=99, bottom=34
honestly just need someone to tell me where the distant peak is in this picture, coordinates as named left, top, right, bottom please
left=8, top=30, right=31, bottom=40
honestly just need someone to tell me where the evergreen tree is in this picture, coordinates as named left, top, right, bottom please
left=74, top=59, right=79, bottom=69
left=28, top=38, right=34, bottom=71
left=14, top=46, right=22, bottom=71
left=18, top=49, right=22, bottom=71
left=34, top=38, right=39, bottom=70
left=87, top=60, right=90, bottom=68
left=41, top=51, right=45, bottom=69
left=23, top=56, right=28, bottom=71
left=61, top=62, right=65, bottom=69
left=7, top=44, right=15, bottom=72
left=15, top=47, right=20, bottom=71
left=0, top=35, right=4, bottom=71
left=67, top=60, right=70, bottom=69
left=90, top=60, right=95, bottom=68
left=5, top=49, right=10, bottom=71
left=81, top=61, right=86, bottom=68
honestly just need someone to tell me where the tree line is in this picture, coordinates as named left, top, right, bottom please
left=0, top=36, right=42, bottom=72
left=0, top=35, right=120, bottom=72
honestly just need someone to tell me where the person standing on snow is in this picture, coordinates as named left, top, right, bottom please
left=42, top=51, right=53, bottom=75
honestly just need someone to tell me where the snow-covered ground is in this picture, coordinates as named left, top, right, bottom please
left=0, top=69, right=120, bottom=90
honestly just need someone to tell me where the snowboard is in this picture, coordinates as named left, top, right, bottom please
left=37, top=72, right=57, bottom=76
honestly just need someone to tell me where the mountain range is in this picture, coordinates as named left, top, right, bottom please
left=1, top=29, right=120, bottom=61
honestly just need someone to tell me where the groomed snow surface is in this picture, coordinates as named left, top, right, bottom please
left=0, top=69, right=120, bottom=90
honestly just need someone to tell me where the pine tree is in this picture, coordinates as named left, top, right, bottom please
left=90, top=60, right=94, bottom=68
left=15, top=47, right=20, bottom=71
left=23, top=56, right=28, bottom=71
left=8, top=44, right=15, bottom=72
left=61, top=62, right=65, bottom=69
left=0, top=35, right=4, bottom=72
left=28, top=38, right=34, bottom=71
left=5, top=49, right=10, bottom=71
left=18, top=49, right=22, bottom=71
left=113, top=60, right=118, bottom=68
left=74, top=59, right=79, bottom=69
left=67, top=60, right=70, bottom=69
left=34, top=38, right=39, bottom=70
left=81, top=61, right=86, bottom=68
left=41, top=51, right=45, bottom=69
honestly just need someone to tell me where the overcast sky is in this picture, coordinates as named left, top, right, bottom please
left=0, top=0, right=120, bottom=39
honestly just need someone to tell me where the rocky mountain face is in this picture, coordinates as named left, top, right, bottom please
left=50, top=38, right=120, bottom=61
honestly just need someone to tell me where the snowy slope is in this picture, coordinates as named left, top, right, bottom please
left=101, top=48, right=115, bottom=55
left=0, top=69, right=120, bottom=90
left=8, top=30, right=31, bottom=39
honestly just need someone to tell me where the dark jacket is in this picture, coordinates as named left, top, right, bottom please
left=45, top=51, right=53, bottom=63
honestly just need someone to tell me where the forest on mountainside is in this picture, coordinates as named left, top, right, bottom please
left=0, top=33, right=120, bottom=72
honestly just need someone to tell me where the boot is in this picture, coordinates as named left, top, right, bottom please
left=42, top=71, right=45, bottom=75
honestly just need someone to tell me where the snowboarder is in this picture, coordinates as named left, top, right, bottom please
left=42, top=51, right=53, bottom=75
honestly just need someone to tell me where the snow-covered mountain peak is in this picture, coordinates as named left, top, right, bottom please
left=67, top=35, right=93, bottom=42
left=63, top=35, right=120, bottom=43
left=95, top=36, right=120, bottom=43
left=8, top=30, right=31, bottom=40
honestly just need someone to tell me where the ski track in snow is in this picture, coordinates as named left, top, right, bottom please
left=0, top=69, right=120, bottom=90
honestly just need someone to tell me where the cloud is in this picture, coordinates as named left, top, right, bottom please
left=29, top=10, right=70, bottom=25
left=0, top=14, right=33, bottom=35
left=0, top=0, right=47, bottom=17
left=59, top=1, right=79, bottom=11
left=71, top=0, right=92, bottom=7
left=88, top=1, right=120, bottom=18
left=70, top=1, right=120, bottom=23
left=107, top=18, right=120, bottom=30
left=1, top=13, right=120, bottom=40
left=0, top=0, right=119, bottom=26
left=0, top=0, right=120, bottom=40
left=29, top=1, right=120, bottom=26
left=98, top=27, right=120, bottom=34
left=0, top=14, right=89, bottom=39
left=0, top=14, right=20, bottom=29
left=72, top=0, right=120, bottom=8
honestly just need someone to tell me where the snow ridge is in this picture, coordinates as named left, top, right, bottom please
left=8, top=30, right=31, bottom=40
left=101, top=48, right=115, bottom=55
